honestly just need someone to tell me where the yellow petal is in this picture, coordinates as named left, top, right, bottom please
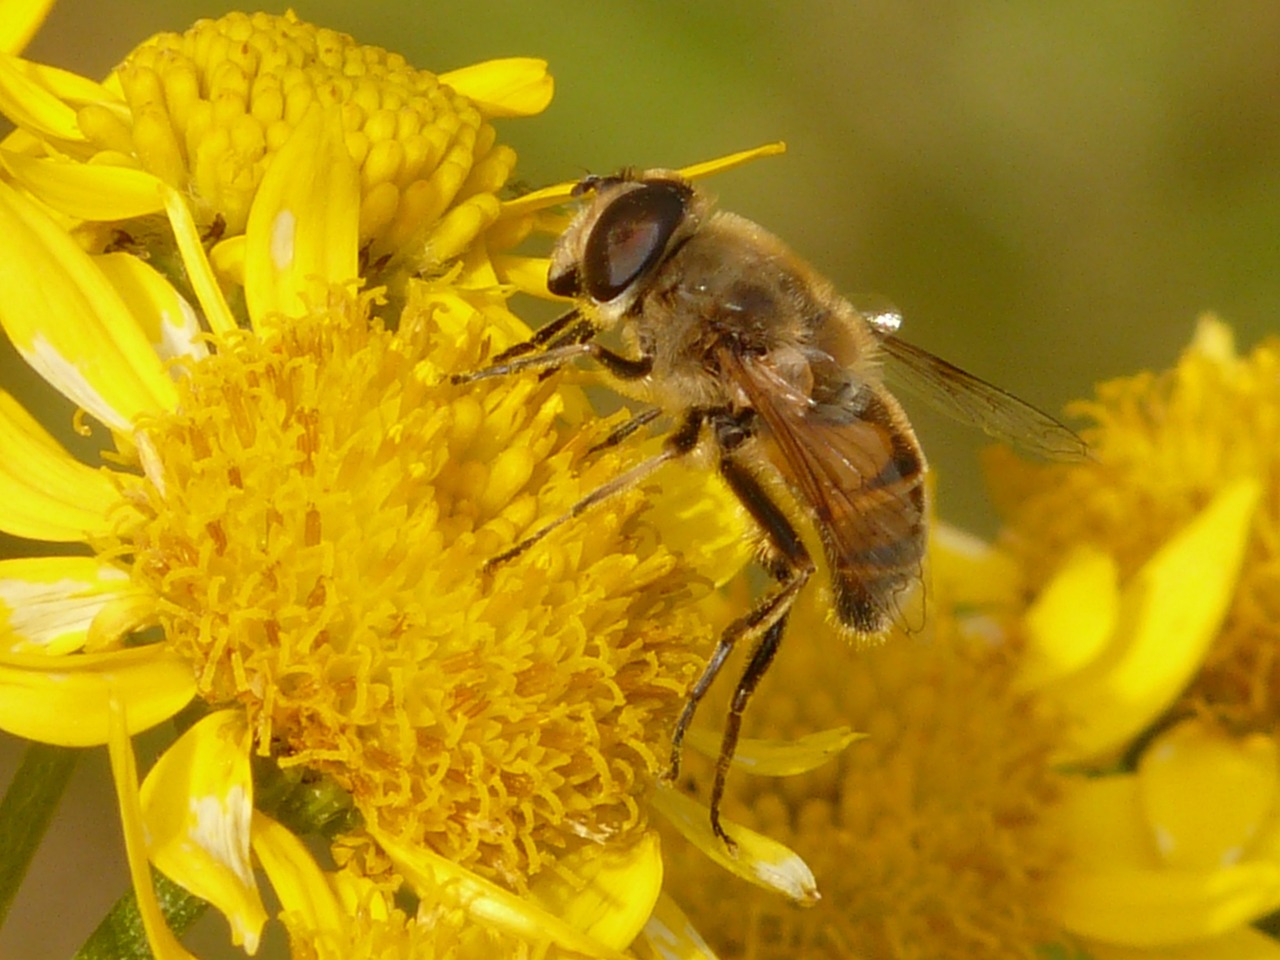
left=0, top=390, right=121, bottom=541
left=676, top=141, right=787, bottom=181
left=494, top=254, right=556, bottom=299
left=161, top=184, right=238, bottom=337
left=1045, top=478, right=1260, bottom=763
left=371, top=825, right=629, bottom=960
left=105, top=694, right=200, bottom=960
left=0, top=51, right=83, bottom=142
left=0, top=644, right=194, bottom=745
left=1050, top=774, right=1280, bottom=945
left=633, top=893, right=721, bottom=960
left=650, top=784, right=819, bottom=904
left=529, top=831, right=663, bottom=951
left=0, top=556, right=131, bottom=654
left=251, top=812, right=342, bottom=938
left=1088, top=926, right=1280, bottom=960
left=0, top=150, right=166, bottom=220
left=929, top=521, right=1022, bottom=609
left=439, top=58, right=553, bottom=118
left=685, top=725, right=864, bottom=777
left=140, top=710, right=268, bottom=954
left=499, top=142, right=787, bottom=221
left=94, top=252, right=206, bottom=361
left=1139, top=718, right=1280, bottom=870
left=243, top=104, right=359, bottom=329
left=0, top=180, right=176, bottom=429
left=0, top=0, right=55, bottom=55
left=1019, top=546, right=1119, bottom=690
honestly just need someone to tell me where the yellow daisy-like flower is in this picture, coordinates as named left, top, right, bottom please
left=0, top=10, right=551, bottom=318
left=974, top=317, right=1280, bottom=957
left=0, top=12, right=811, bottom=959
left=659, top=319, right=1280, bottom=960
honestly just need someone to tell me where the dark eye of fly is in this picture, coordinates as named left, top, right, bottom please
left=581, top=181, right=689, bottom=303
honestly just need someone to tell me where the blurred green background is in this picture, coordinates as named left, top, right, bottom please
left=3, top=2, right=1280, bottom=957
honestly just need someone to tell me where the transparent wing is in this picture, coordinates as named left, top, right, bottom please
left=873, top=332, right=1087, bottom=461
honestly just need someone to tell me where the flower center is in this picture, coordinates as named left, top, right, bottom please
left=123, top=289, right=713, bottom=888
left=82, top=11, right=510, bottom=269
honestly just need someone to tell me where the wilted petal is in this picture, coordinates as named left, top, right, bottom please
left=685, top=725, right=863, bottom=777
left=0, top=556, right=131, bottom=654
left=633, top=893, right=721, bottom=960
left=529, top=830, right=663, bottom=951
left=372, top=825, right=629, bottom=960
left=0, top=179, right=176, bottom=428
left=650, top=784, right=818, bottom=904
left=140, top=710, right=268, bottom=954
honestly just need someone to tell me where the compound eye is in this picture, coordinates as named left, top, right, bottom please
left=581, top=181, right=688, bottom=302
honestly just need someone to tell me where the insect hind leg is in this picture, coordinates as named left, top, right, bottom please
left=667, top=450, right=814, bottom=848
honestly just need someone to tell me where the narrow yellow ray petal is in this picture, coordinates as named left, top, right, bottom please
left=243, top=104, right=359, bottom=329
left=1047, top=478, right=1261, bottom=763
left=529, top=830, right=663, bottom=951
left=0, top=556, right=131, bottom=654
left=650, top=784, right=819, bottom=904
left=0, top=150, right=166, bottom=220
left=0, top=180, right=176, bottom=429
left=439, top=57, right=553, bottom=118
left=371, top=825, right=630, bottom=960
left=633, top=893, right=721, bottom=960
left=676, top=142, right=787, bottom=181
left=1019, top=546, right=1119, bottom=690
left=0, top=644, right=194, bottom=745
left=251, top=812, right=342, bottom=936
left=161, top=184, right=238, bottom=336
left=140, top=710, right=268, bottom=954
left=106, top=694, right=200, bottom=960
left=94, top=252, right=206, bottom=361
left=1088, top=926, right=1280, bottom=960
left=499, top=142, right=787, bottom=221
left=1138, top=719, right=1280, bottom=871
left=685, top=725, right=864, bottom=776
left=494, top=254, right=556, bottom=299
left=12, top=54, right=118, bottom=108
left=0, top=0, right=54, bottom=55
left=0, top=390, right=121, bottom=542
left=0, top=50, right=82, bottom=141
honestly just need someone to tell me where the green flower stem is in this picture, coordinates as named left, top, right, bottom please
left=74, top=871, right=207, bottom=960
left=0, top=742, right=78, bottom=927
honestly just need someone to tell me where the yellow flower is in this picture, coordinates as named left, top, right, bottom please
left=659, top=552, right=1069, bottom=960
left=0, top=13, right=806, bottom=959
left=0, top=10, right=551, bottom=313
left=660, top=318, right=1280, bottom=960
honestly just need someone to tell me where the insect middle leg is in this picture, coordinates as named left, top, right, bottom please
left=668, top=451, right=814, bottom=847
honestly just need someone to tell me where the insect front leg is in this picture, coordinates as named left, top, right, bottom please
left=668, top=449, right=814, bottom=849
left=483, top=407, right=706, bottom=572
left=451, top=309, right=655, bottom=386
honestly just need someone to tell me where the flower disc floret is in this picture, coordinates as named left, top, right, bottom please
left=121, top=290, right=712, bottom=889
